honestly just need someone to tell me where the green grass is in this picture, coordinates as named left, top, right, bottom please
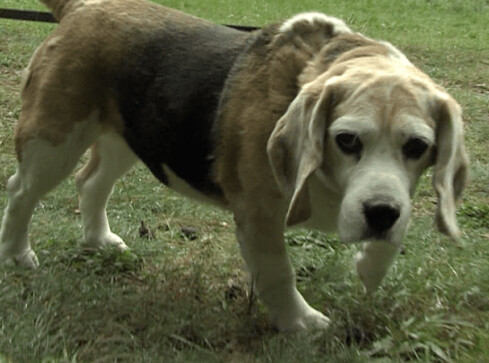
left=1, top=0, right=488, bottom=361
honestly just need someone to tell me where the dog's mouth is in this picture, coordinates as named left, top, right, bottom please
left=340, top=221, right=401, bottom=245
left=363, top=229, right=388, bottom=241
left=339, top=229, right=392, bottom=244
left=358, top=218, right=409, bottom=246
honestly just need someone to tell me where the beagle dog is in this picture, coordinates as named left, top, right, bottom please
left=0, top=0, right=468, bottom=331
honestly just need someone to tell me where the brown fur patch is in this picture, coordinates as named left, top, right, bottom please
left=15, top=0, right=219, bottom=160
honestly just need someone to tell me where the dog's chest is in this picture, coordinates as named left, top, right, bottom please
left=300, top=173, right=342, bottom=233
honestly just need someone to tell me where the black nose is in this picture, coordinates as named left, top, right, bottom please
left=363, top=203, right=400, bottom=234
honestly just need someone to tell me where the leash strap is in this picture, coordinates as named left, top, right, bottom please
left=0, top=9, right=56, bottom=23
left=0, top=8, right=259, bottom=31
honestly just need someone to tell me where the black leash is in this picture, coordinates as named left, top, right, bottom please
left=0, top=9, right=56, bottom=23
left=0, top=8, right=259, bottom=31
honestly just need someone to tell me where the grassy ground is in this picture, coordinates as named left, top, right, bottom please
left=1, top=0, right=488, bottom=361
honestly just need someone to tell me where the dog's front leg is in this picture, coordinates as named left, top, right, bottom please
left=355, top=241, right=400, bottom=293
left=234, top=205, right=330, bottom=332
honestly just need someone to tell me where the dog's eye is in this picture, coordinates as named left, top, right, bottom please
left=403, top=138, right=429, bottom=160
left=335, top=133, right=363, bottom=155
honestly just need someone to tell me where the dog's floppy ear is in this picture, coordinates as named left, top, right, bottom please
left=432, top=94, right=469, bottom=239
left=267, top=80, right=339, bottom=226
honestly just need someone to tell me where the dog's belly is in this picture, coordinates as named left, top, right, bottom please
left=162, top=164, right=226, bottom=206
left=115, top=24, right=251, bottom=201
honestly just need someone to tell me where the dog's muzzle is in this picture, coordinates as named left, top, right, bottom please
left=363, top=200, right=401, bottom=239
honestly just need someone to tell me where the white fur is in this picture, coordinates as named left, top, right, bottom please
left=338, top=166, right=411, bottom=244
left=356, top=32, right=413, bottom=66
left=355, top=242, right=400, bottom=292
left=328, top=116, right=413, bottom=245
left=280, top=12, right=352, bottom=35
left=76, top=133, right=137, bottom=250
left=379, top=40, right=413, bottom=66
left=0, top=115, right=101, bottom=268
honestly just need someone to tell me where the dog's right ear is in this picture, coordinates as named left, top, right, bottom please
left=267, top=79, right=340, bottom=226
left=431, top=94, right=469, bottom=239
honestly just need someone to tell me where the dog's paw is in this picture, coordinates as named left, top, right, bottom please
left=355, top=242, right=399, bottom=293
left=103, top=233, right=129, bottom=251
left=0, top=249, right=39, bottom=269
left=276, top=306, right=331, bottom=332
left=12, top=249, right=40, bottom=269
left=82, top=232, right=129, bottom=251
left=355, top=254, right=384, bottom=293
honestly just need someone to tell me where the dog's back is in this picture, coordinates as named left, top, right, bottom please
left=24, top=0, right=252, bottom=198
left=115, top=19, right=250, bottom=196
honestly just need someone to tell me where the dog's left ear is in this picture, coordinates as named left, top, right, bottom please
left=267, top=80, right=339, bottom=226
left=432, top=94, right=469, bottom=239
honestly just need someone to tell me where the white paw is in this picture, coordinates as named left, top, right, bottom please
left=355, top=242, right=399, bottom=293
left=275, top=306, right=331, bottom=332
left=82, top=232, right=128, bottom=251
left=13, top=249, right=40, bottom=269
left=356, top=252, right=384, bottom=293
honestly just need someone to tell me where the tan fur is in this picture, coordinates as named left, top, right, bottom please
left=39, top=0, right=80, bottom=21
left=432, top=96, right=469, bottom=237
left=16, top=0, right=212, bottom=160
left=215, top=21, right=348, bottom=202
left=267, top=76, right=338, bottom=225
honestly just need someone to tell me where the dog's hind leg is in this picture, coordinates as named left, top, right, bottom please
left=0, top=116, right=101, bottom=268
left=75, top=133, right=137, bottom=251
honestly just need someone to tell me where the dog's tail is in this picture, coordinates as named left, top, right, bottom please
left=39, top=0, right=80, bottom=22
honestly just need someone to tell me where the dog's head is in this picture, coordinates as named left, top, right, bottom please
left=268, top=55, right=468, bottom=245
